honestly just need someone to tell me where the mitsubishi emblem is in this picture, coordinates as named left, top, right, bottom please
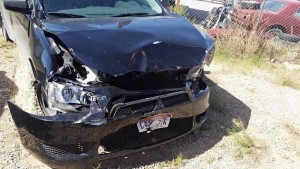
left=154, top=99, right=165, bottom=111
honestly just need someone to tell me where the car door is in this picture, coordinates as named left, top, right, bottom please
left=10, top=0, right=33, bottom=59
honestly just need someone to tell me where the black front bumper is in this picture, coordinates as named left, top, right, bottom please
left=7, top=87, right=209, bottom=169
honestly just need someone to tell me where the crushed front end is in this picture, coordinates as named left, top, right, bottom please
left=7, top=76, right=209, bottom=168
left=8, top=20, right=215, bottom=168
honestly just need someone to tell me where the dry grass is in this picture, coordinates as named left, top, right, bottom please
left=227, top=119, right=257, bottom=159
left=158, top=152, right=185, bottom=168
left=268, top=64, right=300, bottom=90
left=214, top=28, right=300, bottom=68
left=0, top=37, right=16, bottom=60
left=280, top=77, right=299, bottom=89
left=172, top=152, right=184, bottom=166
left=213, top=28, right=300, bottom=89
left=284, top=123, right=300, bottom=137
left=207, top=156, right=215, bottom=164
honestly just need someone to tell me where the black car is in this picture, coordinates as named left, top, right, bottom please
left=1, top=0, right=215, bottom=168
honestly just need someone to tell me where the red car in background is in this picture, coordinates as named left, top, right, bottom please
left=231, top=0, right=300, bottom=36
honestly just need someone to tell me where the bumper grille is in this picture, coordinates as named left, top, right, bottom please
left=111, top=91, right=190, bottom=119
left=161, top=94, right=190, bottom=107
left=39, top=142, right=88, bottom=158
left=39, top=143, right=74, bottom=157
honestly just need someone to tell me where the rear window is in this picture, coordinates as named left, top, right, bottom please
left=263, top=1, right=286, bottom=13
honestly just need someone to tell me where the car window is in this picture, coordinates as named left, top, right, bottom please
left=239, top=2, right=261, bottom=10
left=263, top=1, right=286, bottom=13
left=44, top=0, right=163, bottom=17
left=295, top=8, right=300, bottom=19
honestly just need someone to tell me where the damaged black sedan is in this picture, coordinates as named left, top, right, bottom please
left=1, top=0, right=214, bottom=168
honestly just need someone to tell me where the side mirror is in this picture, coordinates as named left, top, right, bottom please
left=4, top=0, right=31, bottom=14
left=161, top=0, right=171, bottom=9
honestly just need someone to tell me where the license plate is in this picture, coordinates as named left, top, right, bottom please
left=137, top=113, right=172, bottom=133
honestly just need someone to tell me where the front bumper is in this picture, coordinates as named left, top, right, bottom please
left=7, top=86, right=209, bottom=169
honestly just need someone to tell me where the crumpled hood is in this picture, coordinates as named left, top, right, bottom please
left=42, top=16, right=214, bottom=76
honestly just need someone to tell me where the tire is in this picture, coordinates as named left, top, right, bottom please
left=266, top=28, right=284, bottom=39
left=1, top=20, right=11, bottom=42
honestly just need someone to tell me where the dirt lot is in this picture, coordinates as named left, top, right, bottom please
left=0, top=35, right=300, bottom=169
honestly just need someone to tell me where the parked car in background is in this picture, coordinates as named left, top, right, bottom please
left=1, top=0, right=215, bottom=168
left=231, top=0, right=300, bottom=37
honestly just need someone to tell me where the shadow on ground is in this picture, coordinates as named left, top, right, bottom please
left=0, top=71, right=18, bottom=117
left=98, top=75, right=251, bottom=168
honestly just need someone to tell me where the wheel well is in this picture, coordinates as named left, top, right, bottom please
left=29, top=58, right=39, bottom=79
left=267, top=25, right=286, bottom=33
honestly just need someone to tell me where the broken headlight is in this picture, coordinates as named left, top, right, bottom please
left=47, top=81, right=109, bottom=114
left=46, top=36, right=108, bottom=115
left=47, top=81, right=89, bottom=112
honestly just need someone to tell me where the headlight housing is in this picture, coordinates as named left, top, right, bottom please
left=47, top=80, right=109, bottom=114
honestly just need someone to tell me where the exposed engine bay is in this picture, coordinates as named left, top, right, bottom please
left=43, top=36, right=211, bottom=123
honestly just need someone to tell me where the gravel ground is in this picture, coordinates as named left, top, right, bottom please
left=0, top=36, right=299, bottom=169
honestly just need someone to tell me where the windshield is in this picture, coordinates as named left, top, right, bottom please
left=262, top=1, right=286, bottom=13
left=44, top=0, right=164, bottom=17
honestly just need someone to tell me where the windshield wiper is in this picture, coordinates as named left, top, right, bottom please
left=48, top=12, right=86, bottom=18
left=112, top=12, right=150, bottom=17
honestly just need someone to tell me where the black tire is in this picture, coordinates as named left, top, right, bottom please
left=266, top=28, right=283, bottom=36
left=265, top=29, right=281, bottom=40
left=265, top=26, right=285, bottom=39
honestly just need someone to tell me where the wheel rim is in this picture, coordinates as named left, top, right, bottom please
left=267, top=29, right=282, bottom=39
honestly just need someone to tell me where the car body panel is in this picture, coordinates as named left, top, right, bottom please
left=41, top=16, right=213, bottom=76
left=1, top=0, right=214, bottom=168
left=231, top=0, right=300, bottom=36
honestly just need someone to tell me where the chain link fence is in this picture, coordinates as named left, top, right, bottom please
left=171, top=0, right=300, bottom=43
left=166, top=0, right=300, bottom=64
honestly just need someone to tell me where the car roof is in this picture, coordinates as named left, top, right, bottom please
left=274, top=0, right=300, bottom=4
